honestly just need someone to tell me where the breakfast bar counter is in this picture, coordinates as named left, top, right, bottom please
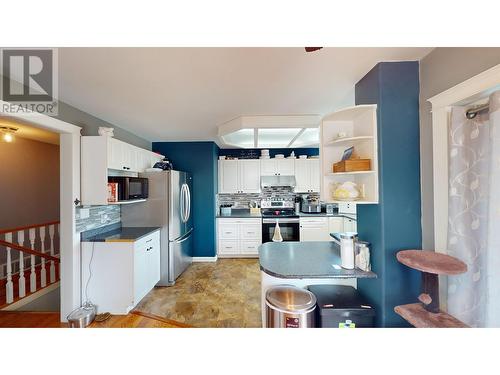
left=258, top=241, right=376, bottom=326
left=259, top=241, right=377, bottom=279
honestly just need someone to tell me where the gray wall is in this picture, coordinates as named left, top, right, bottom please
left=56, top=101, right=151, bottom=150
left=0, top=137, right=60, bottom=228
left=419, top=48, right=500, bottom=249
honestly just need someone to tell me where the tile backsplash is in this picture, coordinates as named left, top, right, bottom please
left=75, top=205, right=121, bottom=233
left=217, top=187, right=320, bottom=209
left=217, top=193, right=261, bottom=208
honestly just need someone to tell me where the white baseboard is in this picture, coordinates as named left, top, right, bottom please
left=192, top=256, right=218, bottom=263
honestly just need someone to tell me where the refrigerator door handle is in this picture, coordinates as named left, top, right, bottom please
left=185, top=184, right=191, bottom=222
left=174, top=229, right=193, bottom=244
left=180, top=184, right=187, bottom=223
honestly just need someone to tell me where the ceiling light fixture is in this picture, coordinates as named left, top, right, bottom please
left=218, top=115, right=320, bottom=149
left=1, top=126, right=18, bottom=143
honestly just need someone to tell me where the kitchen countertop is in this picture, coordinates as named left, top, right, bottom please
left=81, top=223, right=160, bottom=242
left=216, top=212, right=262, bottom=218
left=216, top=209, right=353, bottom=219
left=259, top=241, right=376, bottom=279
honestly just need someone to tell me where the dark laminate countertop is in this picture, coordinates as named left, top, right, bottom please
left=298, top=212, right=352, bottom=219
left=216, top=209, right=262, bottom=219
left=81, top=224, right=160, bottom=243
left=259, top=241, right=376, bottom=279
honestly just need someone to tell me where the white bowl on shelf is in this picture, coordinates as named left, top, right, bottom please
left=275, top=154, right=285, bottom=159
left=299, top=155, right=307, bottom=159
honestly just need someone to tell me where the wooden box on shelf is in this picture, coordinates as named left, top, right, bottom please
left=333, top=159, right=371, bottom=173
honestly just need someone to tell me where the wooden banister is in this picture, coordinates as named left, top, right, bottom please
left=0, top=220, right=60, bottom=235
left=0, top=240, right=60, bottom=263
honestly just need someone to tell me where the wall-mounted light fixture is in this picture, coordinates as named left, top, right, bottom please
left=0, top=126, right=18, bottom=143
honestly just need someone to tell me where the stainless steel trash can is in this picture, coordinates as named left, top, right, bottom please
left=265, top=286, right=317, bottom=328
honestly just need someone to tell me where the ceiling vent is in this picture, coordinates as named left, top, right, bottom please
left=218, top=115, right=320, bottom=149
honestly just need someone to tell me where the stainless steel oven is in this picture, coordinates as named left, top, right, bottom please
left=262, top=216, right=300, bottom=243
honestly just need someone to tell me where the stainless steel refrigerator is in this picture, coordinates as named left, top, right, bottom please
left=122, top=170, right=193, bottom=285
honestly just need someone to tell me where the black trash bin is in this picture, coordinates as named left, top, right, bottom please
left=307, top=285, right=375, bottom=328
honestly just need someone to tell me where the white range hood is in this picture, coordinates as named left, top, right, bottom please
left=218, top=115, right=320, bottom=149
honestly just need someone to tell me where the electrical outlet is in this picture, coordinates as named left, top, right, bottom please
left=80, top=208, right=90, bottom=219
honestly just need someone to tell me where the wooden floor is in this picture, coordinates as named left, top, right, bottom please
left=0, top=310, right=188, bottom=328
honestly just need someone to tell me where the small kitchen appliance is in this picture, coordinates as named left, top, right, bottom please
left=107, top=176, right=149, bottom=201
left=300, top=195, right=321, bottom=213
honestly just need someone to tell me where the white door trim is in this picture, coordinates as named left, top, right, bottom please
left=1, top=101, right=82, bottom=322
left=428, top=64, right=500, bottom=310
left=428, top=63, right=500, bottom=253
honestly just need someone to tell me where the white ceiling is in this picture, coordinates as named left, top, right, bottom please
left=58, top=47, right=433, bottom=144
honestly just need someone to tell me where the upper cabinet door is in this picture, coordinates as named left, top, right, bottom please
left=276, top=159, right=295, bottom=175
left=309, top=159, right=320, bottom=192
left=107, top=138, right=123, bottom=170
left=218, top=160, right=239, bottom=193
left=239, top=160, right=261, bottom=193
left=260, top=159, right=277, bottom=176
left=294, top=159, right=309, bottom=193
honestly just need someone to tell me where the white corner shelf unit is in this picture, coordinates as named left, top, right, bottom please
left=320, top=104, right=379, bottom=204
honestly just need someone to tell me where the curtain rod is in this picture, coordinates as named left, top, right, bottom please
left=465, top=103, right=489, bottom=119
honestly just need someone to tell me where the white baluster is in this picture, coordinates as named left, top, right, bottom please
left=49, top=224, right=56, bottom=283
left=29, top=228, right=37, bottom=293
left=39, top=227, right=47, bottom=288
left=17, top=230, right=26, bottom=298
left=5, top=233, right=14, bottom=304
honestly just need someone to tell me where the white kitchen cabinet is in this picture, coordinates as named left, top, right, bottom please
left=299, top=217, right=331, bottom=241
left=328, top=217, right=344, bottom=234
left=295, top=159, right=320, bottom=193
left=260, top=159, right=277, bottom=176
left=217, top=218, right=262, bottom=257
left=343, top=217, right=357, bottom=232
left=218, top=160, right=239, bottom=193
left=260, top=158, right=295, bottom=176
left=218, top=159, right=261, bottom=193
left=239, top=160, right=261, bottom=193
left=81, top=230, right=160, bottom=314
left=81, top=136, right=164, bottom=205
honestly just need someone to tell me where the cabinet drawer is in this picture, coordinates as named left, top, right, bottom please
left=218, top=240, right=239, bottom=255
left=240, top=240, right=260, bottom=255
left=218, top=224, right=239, bottom=239
left=240, top=224, right=261, bottom=240
left=135, top=230, right=160, bottom=248
left=300, top=217, right=328, bottom=227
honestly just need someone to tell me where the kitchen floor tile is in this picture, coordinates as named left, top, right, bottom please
left=134, top=258, right=261, bottom=328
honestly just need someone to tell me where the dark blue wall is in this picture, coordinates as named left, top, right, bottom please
left=355, top=62, right=422, bottom=327
left=218, top=147, right=319, bottom=158
left=152, top=141, right=219, bottom=257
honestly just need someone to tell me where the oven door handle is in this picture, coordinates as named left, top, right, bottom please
left=262, top=218, right=299, bottom=224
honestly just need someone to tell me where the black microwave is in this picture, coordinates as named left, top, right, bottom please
left=108, top=176, right=149, bottom=201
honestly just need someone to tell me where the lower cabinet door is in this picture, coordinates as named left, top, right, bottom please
left=240, top=240, right=260, bottom=255
left=147, top=235, right=161, bottom=289
left=328, top=217, right=344, bottom=234
left=134, top=245, right=149, bottom=304
left=218, top=240, right=239, bottom=255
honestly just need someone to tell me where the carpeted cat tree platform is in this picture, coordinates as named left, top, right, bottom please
left=395, top=250, right=469, bottom=328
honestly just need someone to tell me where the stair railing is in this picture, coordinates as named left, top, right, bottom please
left=0, top=221, right=60, bottom=306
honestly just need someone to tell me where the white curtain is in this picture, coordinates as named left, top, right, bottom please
left=447, top=91, right=500, bottom=327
